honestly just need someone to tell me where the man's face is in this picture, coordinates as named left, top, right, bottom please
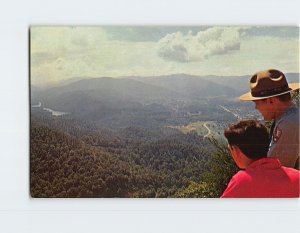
left=253, top=99, right=275, bottom=121
left=228, top=144, right=245, bottom=169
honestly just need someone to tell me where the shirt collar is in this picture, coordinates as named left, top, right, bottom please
left=247, top=157, right=281, bottom=170
left=276, top=104, right=297, bottom=123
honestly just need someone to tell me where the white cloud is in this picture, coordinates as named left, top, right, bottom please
left=31, top=27, right=112, bottom=86
left=31, top=27, right=109, bottom=64
left=157, top=27, right=242, bottom=62
left=157, top=32, right=190, bottom=62
left=30, top=26, right=298, bottom=87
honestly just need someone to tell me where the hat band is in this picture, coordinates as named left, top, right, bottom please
left=251, top=85, right=291, bottom=97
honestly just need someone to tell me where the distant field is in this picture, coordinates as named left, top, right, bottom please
left=166, top=121, right=224, bottom=140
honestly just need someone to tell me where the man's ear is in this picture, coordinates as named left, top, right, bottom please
left=268, top=96, right=278, bottom=105
left=231, top=145, right=240, bottom=155
left=229, top=145, right=244, bottom=168
left=231, top=145, right=252, bottom=169
left=232, top=145, right=246, bottom=161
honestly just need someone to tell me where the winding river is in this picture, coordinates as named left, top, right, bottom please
left=31, top=101, right=69, bottom=116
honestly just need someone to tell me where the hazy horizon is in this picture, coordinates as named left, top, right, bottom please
left=30, top=26, right=299, bottom=87
left=31, top=71, right=300, bottom=89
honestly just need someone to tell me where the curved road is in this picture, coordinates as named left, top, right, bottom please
left=203, top=122, right=211, bottom=138
left=219, top=105, right=241, bottom=119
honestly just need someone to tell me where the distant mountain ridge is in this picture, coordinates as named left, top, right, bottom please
left=130, top=74, right=242, bottom=97
left=32, top=72, right=299, bottom=94
left=32, top=73, right=299, bottom=108
left=35, top=73, right=248, bottom=101
left=31, top=73, right=299, bottom=129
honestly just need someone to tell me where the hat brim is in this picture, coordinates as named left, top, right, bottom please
left=239, top=83, right=300, bottom=101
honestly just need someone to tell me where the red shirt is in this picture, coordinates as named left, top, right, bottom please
left=221, top=158, right=300, bottom=198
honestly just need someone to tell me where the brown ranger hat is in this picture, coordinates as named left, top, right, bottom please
left=239, top=69, right=300, bottom=101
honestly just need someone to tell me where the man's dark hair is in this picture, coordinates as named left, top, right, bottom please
left=276, top=92, right=292, bottom=102
left=224, top=120, right=270, bottom=160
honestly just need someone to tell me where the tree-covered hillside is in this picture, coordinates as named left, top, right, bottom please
left=31, top=115, right=212, bottom=197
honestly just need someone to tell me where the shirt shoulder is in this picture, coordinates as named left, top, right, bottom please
left=221, top=171, right=252, bottom=198
left=277, top=107, right=299, bottom=128
left=232, top=170, right=252, bottom=182
left=281, top=166, right=300, bottom=182
left=270, top=107, right=299, bottom=144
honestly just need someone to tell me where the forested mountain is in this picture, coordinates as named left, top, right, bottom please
left=31, top=114, right=211, bottom=197
left=32, top=73, right=299, bottom=103
left=34, top=74, right=242, bottom=109
left=130, top=74, right=241, bottom=98
left=32, top=74, right=240, bottom=130
left=31, top=124, right=131, bottom=197
left=30, top=73, right=299, bottom=197
left=30, top=73, right=247, bottom=197
left=40, top=77, right=180, bottom=105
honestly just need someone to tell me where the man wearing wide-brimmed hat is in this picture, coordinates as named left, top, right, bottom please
left=239, top=69, right=299, bottom=169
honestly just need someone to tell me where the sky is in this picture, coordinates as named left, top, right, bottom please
left=30, top=26, right=299, bottom=87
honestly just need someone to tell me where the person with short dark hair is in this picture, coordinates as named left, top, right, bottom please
left=239, top=69, right=299, bottom=169
left=221, top=120, right=299, bottom=198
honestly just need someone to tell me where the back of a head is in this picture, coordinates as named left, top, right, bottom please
left=224, top=120, right=270, bottom=160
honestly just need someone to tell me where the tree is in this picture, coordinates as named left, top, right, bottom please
left=174, top=138, right=238, bottom=198
left=291, top=90, right=299, bottom=107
